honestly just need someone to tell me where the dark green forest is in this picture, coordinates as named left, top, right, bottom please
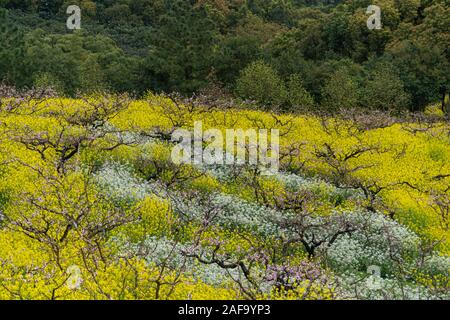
left=0, top=0, right=449, bottom=112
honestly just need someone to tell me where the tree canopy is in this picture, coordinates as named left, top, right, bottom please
left=0, top=0, right=448, bottom=112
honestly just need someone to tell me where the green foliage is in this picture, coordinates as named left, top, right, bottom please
left=236, top=60, right=287, bottom=109
left=33, top=72, right=64, bottom=94
left=0, top=8, right=28, bottom=86
left=214, top=35, right=263, bottom=87
left=142, top=0, right=219, bottom=93
left=384, top=2, right=450, bottom=111
left=23, top=29, right=139, bottom=95
left=0, top=0, right=447, bottom=111
left=321, top=67, right=360, bottom=112
left=286, top=74, right=315, bottom=111
left=361, top=61, right=410, bottom=111
left=386, top=41, right=448, bottom=111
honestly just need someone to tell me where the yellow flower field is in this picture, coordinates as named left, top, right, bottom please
left=0, top=93, right=448, bottom=300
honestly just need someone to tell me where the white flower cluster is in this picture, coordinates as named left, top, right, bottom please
left=93, top=121, right=156, bottom=146
left=121, top=236, right=189, bottom=267
left=422, top=254, right=450, bottom=276
left=336, top=272, right=442, bottom=300
left=318, top=210, right=450, bottom=299
left=209, top=193, right=282, bottom=236
left=168, top=190, right=283, bottom=236
left=94, top=160, right=449, bottom=299
left=93, top=161, right=154, bottom=204
left=197, top=163, right=242, bottom=183
left=116, top=236, right=237, bottom=286
left=202, top=164, right=363, bottom=205
left=275, top=172, right=363, bottom=203
left=324, top=211, right=420, bottom=273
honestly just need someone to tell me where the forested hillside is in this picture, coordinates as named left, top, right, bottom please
left=1, top=0, right=449, bottom=112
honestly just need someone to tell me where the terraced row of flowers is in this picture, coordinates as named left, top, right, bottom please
left=0, top=92, right=448, bottom=299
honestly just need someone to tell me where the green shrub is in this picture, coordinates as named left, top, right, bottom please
left=236, top=60, right=287, bottom=109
